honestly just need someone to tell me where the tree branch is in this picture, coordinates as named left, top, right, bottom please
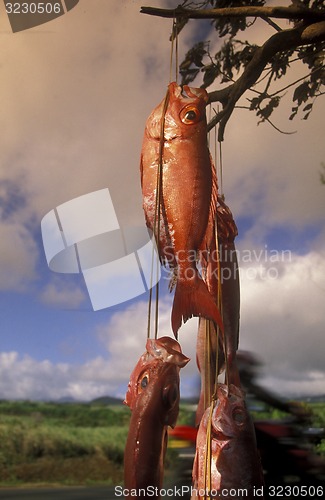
left=140, top=5, right=325, bottom=22
left=141, top=4, right=325, bottom=139
left=207, top=22, right=325, bottom=139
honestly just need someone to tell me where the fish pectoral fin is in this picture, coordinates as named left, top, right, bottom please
left=171, top=275, right=224, bottom=336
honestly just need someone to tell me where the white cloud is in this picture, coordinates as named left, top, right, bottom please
left=0, top=297, right=198, bottom=401
left=238, top=250, right=325, bottom=396
left=0, top=349, right=137, bottom=402
left=39, top=279, right=86, bottom=308
left=1, top=249, right=324, bottom=401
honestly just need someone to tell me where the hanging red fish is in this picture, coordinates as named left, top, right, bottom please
left=215, top=196, right=240, bottom=386
left=124, top=336, right=189, bottom=497
left=196, top=196, right=240, bottom=424
left=140, top=82, right=223, bottom=337
left=196, top=196, right=240, bottom=425
left=192, top=384, right=265, bottom=500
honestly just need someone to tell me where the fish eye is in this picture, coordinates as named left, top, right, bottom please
left=141, top=376, right=148, bottom=388
left=180, top=105, right=201, bottom=125
left=139, top=372, right=149, bottom=391
left=185, top=110, right=197, bottom=121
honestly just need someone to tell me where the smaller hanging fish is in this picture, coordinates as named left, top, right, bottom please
left=196, top=197, right=240, bottom=425
left=124, top=336, right=190, bottom=498
left=192, top=384, right=264, bottom=500
left=195, top=317, right=224, bottom=426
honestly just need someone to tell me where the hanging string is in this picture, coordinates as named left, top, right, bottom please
left=146, top=88, right=170, bottom=340
left=219, top=138, right=224, bottom=201
left=203, top=319, right=211, bottom=413
left=207, top=108, right=228, bottom=390
left=204, top=402, right=214, bottom=500
left=170, top=15, right=179, bottom=83
left=175, top=18, right=179, bottom=84
left=146, top=235, right=155, bottom=339
left=147, top=16, right=180, bottom=339
left=213, top=106, right=224, bottom=199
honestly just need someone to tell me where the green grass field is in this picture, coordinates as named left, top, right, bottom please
left=0, top=399, right=324, bottom=487
left=0, top=401, right=129, bottom=486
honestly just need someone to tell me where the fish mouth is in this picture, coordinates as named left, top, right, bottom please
left=172, top=82, right=208, bottom=103
left=180, top=84, right=209, bottom=103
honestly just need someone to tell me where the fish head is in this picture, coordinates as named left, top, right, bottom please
left=124, top=336, right=190, bottom=426
left=145, top=82, right=209, bottom=142
left=211, top=384, right=251, bottom=440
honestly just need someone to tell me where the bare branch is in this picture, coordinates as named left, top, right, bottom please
left=263, top=116, right=297, bottom=134
left=269, top=64, right=325, bottom=98
left=260, top=16, right=283, bottom=32
left=140, top=5, right=325, bottom=22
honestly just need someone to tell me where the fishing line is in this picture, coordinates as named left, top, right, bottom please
left=216, top=223, right=230, bottom=389
left=204, top=403, right=214, bottom=500
left=213, top=106, right=224, bottom=199
left=209, top=107, right=228, bottom=387
left=204, top=319, right=211, bottom=413
left=146, top=232, right=157, bottom=339
left=148, top=15, right=181, bottom=339
left=147, top=16, right=180, bottom=339
left=146, top=88, right=170, bottom=340
left=207, top=104, right=212, bottom=148
left=175, top=20, right=179, bottom=84
left=170, top=15, right=179, bottom=84
left=219, top=139, right=224, bottom=200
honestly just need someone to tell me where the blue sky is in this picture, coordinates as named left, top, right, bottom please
left=0, top=0, right=324, bottom=401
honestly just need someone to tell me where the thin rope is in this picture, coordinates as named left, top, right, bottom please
left=170, top=16, right=179, bottom=83
left=169, top=22, right=175, bottom=84
left=204, top=403, right=214, bottom=500
left=219, top=139, right=224, bottom=200
left=175, top=20, right=179, bottom=84
left=215, top=223, right=229, bottom=389
left=147, top=16, right=181, bottom=338
left=146, top=240, right=155, bottom=339
left=204, top=319, right=211, bottom=412
left=148, top=15, right=179, bottom=339
left=146, top=88, right=170, bottom=339
left=213, top=107, right=224, bottom=199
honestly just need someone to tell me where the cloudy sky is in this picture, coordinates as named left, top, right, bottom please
left=0, top=0, right=324, bottom=402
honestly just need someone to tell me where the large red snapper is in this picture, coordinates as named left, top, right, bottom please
left=192, top=384, right=265, bottom=499
left=141, top=82, right=223, bottom=336
left=124, top=336, right=189, bottom=497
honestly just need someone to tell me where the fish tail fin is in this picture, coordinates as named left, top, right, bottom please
left=171, top=275, right=224, bottom=337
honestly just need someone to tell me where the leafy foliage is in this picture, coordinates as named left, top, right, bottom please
left=179, top=0, right=325, bottom=130
left=290, top=43, right=325, bottom=120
